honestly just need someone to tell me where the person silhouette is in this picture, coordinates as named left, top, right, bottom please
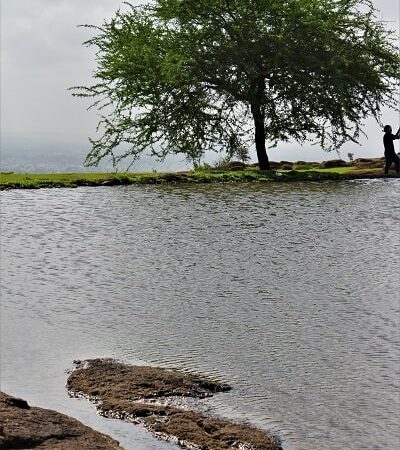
left=383, top=125, right=400, bottom=176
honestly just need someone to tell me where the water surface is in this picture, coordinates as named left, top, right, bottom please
left=1, top=180, right=399, bottom=450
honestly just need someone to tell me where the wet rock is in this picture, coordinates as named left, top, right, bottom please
left=67, top=358, right=282, bottom=450
left=68, top=358, right=231, bottom=401
left=1, top=394, right=30, bottom=410
left=161, top=173, right=189, bottom=182
left=145, top=410, right=283, bottom=450
left=0, top=391, right=124, bottom=449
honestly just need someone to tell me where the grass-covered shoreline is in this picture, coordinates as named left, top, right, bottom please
left=0, top=166, right=393, bottom=190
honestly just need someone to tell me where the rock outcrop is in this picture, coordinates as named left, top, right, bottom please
left=319, top=159, right=348, bottom=168
left=354, top=157, right=385, bottom=169
left=68, top=358, right=282, bottom=450
left=0, top=391, right=124, bottom=449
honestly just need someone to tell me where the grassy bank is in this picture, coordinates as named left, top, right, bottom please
left=0, top=166, right=391, bottom=190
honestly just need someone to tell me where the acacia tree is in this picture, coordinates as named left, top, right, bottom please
left=73, top=0, right=399, bottom=170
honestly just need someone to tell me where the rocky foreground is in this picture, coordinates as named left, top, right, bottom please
left=67, top=358, right=282, bottom=450
left=0, top=391, right=123, bottom=449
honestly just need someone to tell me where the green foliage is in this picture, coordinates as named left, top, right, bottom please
left=193, top=162, right=213, bottom=172
left=226, top=133, right=251, bottom=163
left=72, top=0, right=400, bottom=168
left=212, top=156, right=232, bottom=170
left=0, top=172, right=141, bottom=189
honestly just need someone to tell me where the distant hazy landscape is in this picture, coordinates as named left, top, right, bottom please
left=1, top=132, right=389, bottom=174
left=0, top=133, right=189, bottom=173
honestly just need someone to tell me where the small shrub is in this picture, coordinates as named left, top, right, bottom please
left=194, top=162, right=213, bottom=172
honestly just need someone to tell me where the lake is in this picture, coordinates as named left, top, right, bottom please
left=1, top=180, right=399, bottom=450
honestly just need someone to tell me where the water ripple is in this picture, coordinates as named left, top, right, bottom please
left=1, top=180, right=399, bottom=450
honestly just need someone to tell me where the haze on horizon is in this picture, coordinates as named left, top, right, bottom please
left=1, top=0, right=399, bottom=172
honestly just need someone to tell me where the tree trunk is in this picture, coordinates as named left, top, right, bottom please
left=251, top=104, right=270, bottom=170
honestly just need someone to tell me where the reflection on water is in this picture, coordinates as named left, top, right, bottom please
left=1, top=180, right=399, bottom=450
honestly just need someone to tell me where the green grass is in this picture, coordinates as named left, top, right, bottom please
left=0, top=166, right=389, bottom=191
left=301, top=166, right=355, bottom=174
left=0, top=172, right=156, bottom=190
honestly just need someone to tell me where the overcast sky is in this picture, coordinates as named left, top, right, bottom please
left=1, top=0, right=399, bottom=170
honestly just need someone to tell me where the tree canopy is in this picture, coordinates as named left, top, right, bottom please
left=73, top=0, right=400, bottom=170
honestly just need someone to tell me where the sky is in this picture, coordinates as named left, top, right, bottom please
left=1, top=0, right=399, bottom=171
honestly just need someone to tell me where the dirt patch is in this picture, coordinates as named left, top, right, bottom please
left=67, top=359, right=282, bottom=450
left=0, top=391, right=124, bottom=449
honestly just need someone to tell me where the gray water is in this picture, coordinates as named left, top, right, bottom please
left=1, top=180, right=399, bottom=450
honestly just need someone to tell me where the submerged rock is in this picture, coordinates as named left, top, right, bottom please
left=67, top=358, right=231, bottom=401
left=0, top=391, right=124, bottom=449
left=67, top=358, right=282, bottom=450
